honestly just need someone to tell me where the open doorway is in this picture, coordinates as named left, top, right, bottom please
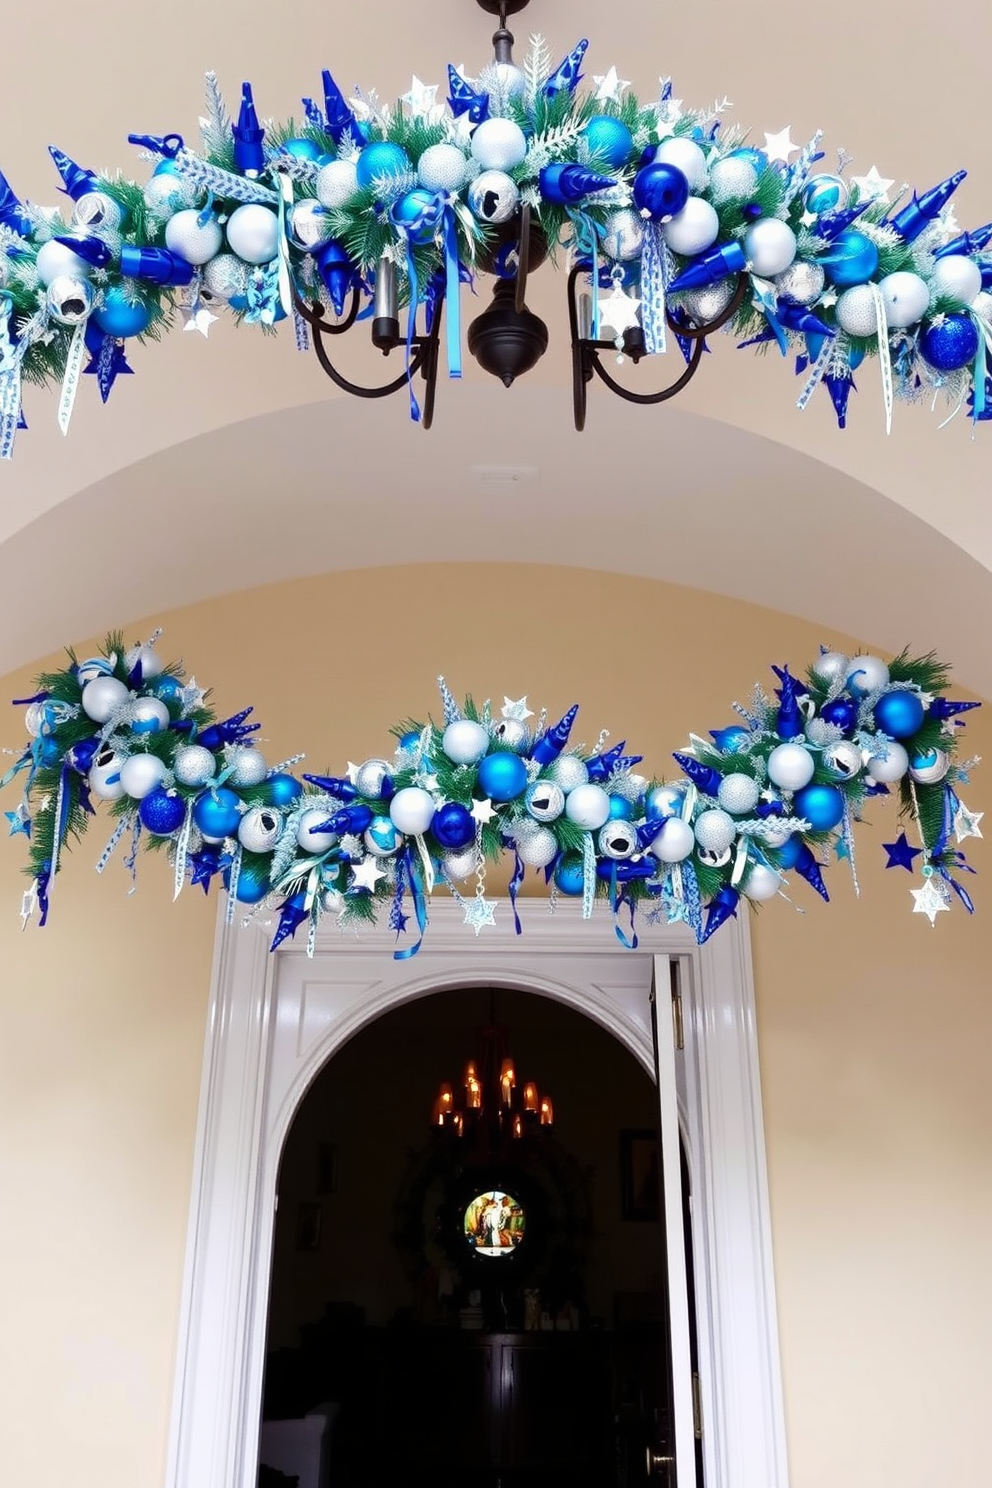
left=256, top=985, right=693, bottom=1488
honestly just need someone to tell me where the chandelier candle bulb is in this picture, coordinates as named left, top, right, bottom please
left=372, top=255, right=398, bottom=346
left=523, top=1082, right=539, bottom=1114
left=577, top=292, right=592, bottom=341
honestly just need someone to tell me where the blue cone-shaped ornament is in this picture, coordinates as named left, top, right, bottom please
left=667, top=241, right=747, bottom=294
left=810, top=199, right=869, bottom=241
left=928, top=698, right=981, bottom=722
left=792, top=842, right=829, bottom=902
left=48, top=146, right=101, bottom=200
left=0, top=166, right=34, bottom=236
left=302, top=772, right=358, bottom=801
left=636, top=817, right=666, bottom=851
left=531, top=704, right=579, bottom=766
left=775, top=301, right=834, bottom=338
left=270, top=891, right=310, bottom=951
left=886, top=170, right=967, bottom=244
left=543, top=39, right=589, bottom=97
left=934, top=222, right=992, bottom=259
left=232, top=83, right=266, bottom=175
left=120, top=244, right=196, bottom=287
left=824, top=372, right=855, bottom=429
left=539, top=163, right=615, bottom=205
left=700, top=885, right=739, bottom=944
left=317, top=804, right=374, bottom=836
left=321, top=69, right=363, bottom=143
left=596, top=858, right=657, bottom=882
left=672, top=752, right=722, bottom=796
left=313, top=239, right=355, bottom=316
left=54, top=232, right=113, bottom=270
left=446, top=65, right=489, bottom=123
left=774, top=665, right=804, bottom=739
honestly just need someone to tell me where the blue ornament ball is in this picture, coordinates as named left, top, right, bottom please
left=820, top=230, right=879, bottom=287
left=802, top=173, right=848, bottom=215
left=554, top=853, right=586, bottom=896
left=919, top=313, right=980, bottom=373
left=873, top=689, right=926, bottom=739
left=193, top=787, right=242, bottom=839
left=608, top=795, right=634, bottom=820
left=281, top=137, right=323, bottom=163
left=582, top=115, right=634, bottom=170
left=258, top=773, right=303, bottom=808
left=138, top=787, right=186, bottom=836
left=431, top=801, right=476, bottom=850
left=39, top=737, right=62, bottom=766
left=391, top=189, right=443, bottom=244
left=819, top=697, right=858, bottom=733
left=226, top=861, right=271, bottom=904
left=365, top=815, right=403, bottom=856
left=728, top=147, right=767, bottom=172
left=93, top=288, right=152, bottom=338
left=150, top=675, right=183, bottom=704
left=67, top=735, right=101, bottom=775
left=356, top=142, right=411, bottom=191
left=477, top=751, right=528, bottom=802
left=775, top=834, right=803, bottom=869
left=793, top=784, right=846, bottom=832
left=632, top=162, right=689, bottom=223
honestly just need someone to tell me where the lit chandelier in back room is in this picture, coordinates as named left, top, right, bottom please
left=3, top=0, right=992, bottom=451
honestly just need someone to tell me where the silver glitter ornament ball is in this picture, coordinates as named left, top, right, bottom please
left=467, top=170, right=520, bottom=225
left=470, top=118, right=528, bottom=172
left=835, top=285, right=878, bottom=339
left=316, top=159, right=359, bottom=209
left=707, top=155, right=758, bottom=204
left=143, top=175, right=199, bottom=217
left=202, top=254, right=250, bottom=302
left=716, top=773, right=760, bottom=816
left=288, top=200, right=327, bottom=250
left=417, top=143, right=468, bottom=194
left=597, top=819, right=639, bottom=860
left=173, top=744, right=217, bottom=787
left=443, top=846, right=480, bottom=880
left=165, top=209, right=224, bottom=266
left=516, top=826, right=559, bottom=869
left=774, top=260, right=826, bottom=307
left=492, top=717, right=529, bottom=752
left=238, top=806, right=283, bottom=854
left=812, top=651, right=850, bottom=689
left=46, top=275, right=93, bottom=325
left=228, top=746, right=269, bottom=788
left=602, top=209, right=644, bottom=263
left=525, top=780, right=566, bottom=822
left=693, top=808, right=737, bottom=854
left=355, top=758, right=394, bottom=799
left=549, top=755, right=589, bottom=793
left=72, top=191, right=123, bottom=234
left=823, top=740, right=862, bottom=780
left=677, top=276, right=737, bottom=326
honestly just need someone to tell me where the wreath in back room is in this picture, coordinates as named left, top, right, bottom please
left=2, top=629, right=981, bottom=955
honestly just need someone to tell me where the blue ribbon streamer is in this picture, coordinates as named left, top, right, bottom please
left=36, top=860, right=52, bottom=927
left=404, top=245, right=422, bottom=424
left=442, top=205, right=462, bottom=380
left=508, top=849, right=524, bottom=936
left=572, top=213, right=603, bottom=339
left=393, top=847, right=427, bottom=959
left=609, top=864, right=639, bottom=949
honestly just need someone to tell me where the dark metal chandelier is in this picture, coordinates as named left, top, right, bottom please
left=292, top=0, right=744, bottom=430
left=431, top=1016, right=554, bottom=1145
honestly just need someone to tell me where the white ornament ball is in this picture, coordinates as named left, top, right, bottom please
left=321, top=887, right=344, bottom=914
left=564, top=783, right=611, bottom=831
left=442, top=719, right=490, bottom=765
left=650, top=817, right=696, bottom=863
left=654, top=136, right=708, bottom=191
left=879, top=271, right=930, bottom=329
left=202, top=253, right=250, bottom=302
left=767, top=742, right=816, bottom=792
left=743, top=218, right=797, bottom=277
left=517, top=826, right=558, bottom=869
left=72, top=191, right=123, bottom=233
left=143, top=174, right=198, bottom=216
left=46, top=276, right=93, bottom=325
left=444, top=846, right=480, bottom=880
left=81, top=675, right=129, bottom=723
left=124, top=642, right=163, bottom=681
left=597, top=819, right=639, bottom=860
left=549, top=755, right=590, bottom=793
left=417, top=143, right=468, bottom=194
left=812, top=651, right=850, bottom=688
left=238, top=805, right=283, bottom=854
left=389, top=786, right=437, bottom=836
left=846, top=655, right=889, bottom=697
left=525, top=780, right=566, bottom=822
left=602, top=209, right=644, bottom=263
left=165, top=209, right=224, bottom=265
left=761, top=821, right=793, bottom=849
left=467, top=170, right=519, bottom=225
left=742, top=863, right=782, bottom=902
left=88, top=748, right=125, bottom=802
left=119, top=753, right=168, bottom=800
left=492, top=62, right=526, bottom=99
left=173, top=744, right=216, bottom=787
left=355, top=758, right=394, bottom=799
left=972, top=291, right=992, bottom=324
left=693, top=809, right=737, bottom=854
left=24, top=701, right=46, bottom=737
left=663, top=197, right=720, bottom=257
left=316, top=158, right=360, bottom=209
left=491, top=717, right=529, bottom=752
left=707, top=155, right=757, bottom=203
left=297, top=807, right=337, bottom=854
left=228, top=746, right=269, bottom=788
left=835, top=285, right=878, bottom=339
left=716, top=773, right=761, bottom=816
left=823, top=740, right=862, bottom=780
left=225, top=204, right=280, bottom=265
left=471, top=118, right=528, bottom=172
left=288, top=200, right=327, bottom=250
left=129, top=697, right=170, bottom=735
left=774, top=260, right=825, bottom=306
left=909, top=747, right=950, bottom=785
left=932, top=254, right=983, bottom=307
left=678, top=277, right=738, bottom=325
left=865, top=742, right=909, bottom=783
left=35, top=238, right=92, bottom=286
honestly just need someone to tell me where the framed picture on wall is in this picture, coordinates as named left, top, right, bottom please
left=296, top=1202, right=323, bottom=1251
left=619, top=1129, right=660, bottom=1222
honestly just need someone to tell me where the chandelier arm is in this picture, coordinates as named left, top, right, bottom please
left=513, top=203, right=532, bottom=315
left=292, top=287, right=362, bottom=335
left=666, top=274, right=749, bottom=340
left=309, top=320, right=433, bottom=399
left=587, top=334, right=705, bottom=404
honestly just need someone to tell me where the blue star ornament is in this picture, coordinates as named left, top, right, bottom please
left=882, top=832, right=922, bottom=872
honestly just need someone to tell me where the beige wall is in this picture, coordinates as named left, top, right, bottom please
left=0, top=563, right=988, bottom=1488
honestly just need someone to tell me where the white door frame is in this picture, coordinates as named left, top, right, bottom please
left=165, top=898, right=789, bottom=1488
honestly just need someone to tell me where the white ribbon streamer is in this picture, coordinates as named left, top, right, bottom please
left=869, top=281, right=893, bottom=435
left=57, top=321, right=87, bottom=437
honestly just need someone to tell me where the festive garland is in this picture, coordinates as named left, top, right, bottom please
left=2, top=632, right=981, bottom=955
left=1, top=34, right=991, bottom=455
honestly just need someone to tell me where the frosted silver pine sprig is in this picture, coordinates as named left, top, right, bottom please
left=199, top=71, right=231, bottom=159
left=174, top=147, right=279, bottom=205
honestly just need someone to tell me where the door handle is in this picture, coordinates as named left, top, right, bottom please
left=646, top=1448, right=674, bottom=1478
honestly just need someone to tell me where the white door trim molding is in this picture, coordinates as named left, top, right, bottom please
left=165, top=900, right=788, bottom=1488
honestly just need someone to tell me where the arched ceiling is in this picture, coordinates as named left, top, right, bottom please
left=2, top=0, right=990, bottom=676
